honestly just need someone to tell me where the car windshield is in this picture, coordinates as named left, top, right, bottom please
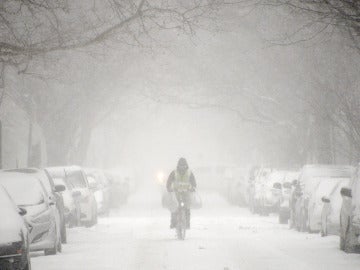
left=0, top=175, right=45, bottom=206
left=267, top=171, right=287, bottom=184
left=67, top=171, right=87, bottom=188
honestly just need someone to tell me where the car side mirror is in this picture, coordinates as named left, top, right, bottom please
left=18, top=207, right=27, bottom=216
left=321, top=196, right=330, bottom=203
left=54, top=184, right=66, bottom=192
left=72, top=190, right=82, bottom=198
left=340, top=187, right=352, bottom=198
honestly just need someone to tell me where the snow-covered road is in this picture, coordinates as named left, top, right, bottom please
left=32, top=187, right=360, bottom=270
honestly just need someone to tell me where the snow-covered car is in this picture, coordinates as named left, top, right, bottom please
left=307, top=178, right=346, bottom=233
left=0, top=173, right=62, bottom=255
left=248, top=168, right=272, bottom=214
left=259, top=170, right=287, bottom=215
left=46, top=167, right=81, bottom=227
left=85, top=169, right=110, bottom=215
left=0, top=186, right=30, bottom=270
left=63, top=166, right=98, bottom=227
left=339, top=164, right=360, bottom=252
left=321, top=179, right=349, bottom=236
left=294, top=165, right=353, bottom=232
left=4, top=168, right=67, bottom=244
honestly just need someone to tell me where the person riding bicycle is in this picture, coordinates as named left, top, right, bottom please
left=166, top=158, right=197, bottom=229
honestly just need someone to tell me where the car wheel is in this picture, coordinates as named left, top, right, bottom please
left=44, top=243, right=57, bottom=256
left=45, top=226, right=58, bottom=256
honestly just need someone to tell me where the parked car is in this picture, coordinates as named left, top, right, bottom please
left=307, top=178, right=345, bottom=233
left=46, top=167, right=81, bottom=227
left=248, top=167, right=272, bottom=214
left=0, top=186, right=30, bottom=270
left=279, top=171, right=299, bottom=224
left=4, top=168, right=67, bottom=244
left=0, top=173, right=62, bottom=255
left=340, top=164, right=360, bottom=252
left=259, top=170, right=287, bottom=215
left=85, top=169, right=110, bottom=215
left=293, top=165, right=353, bottom=232
left=321, top=178, right=349, bottom=236
left=58, top=166, right=97, bottom=227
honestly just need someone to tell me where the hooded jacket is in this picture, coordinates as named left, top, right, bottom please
left=166, top=158, right=197, bottom=192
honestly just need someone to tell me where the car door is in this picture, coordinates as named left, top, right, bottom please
left=27, top=182, right=53, bottom=245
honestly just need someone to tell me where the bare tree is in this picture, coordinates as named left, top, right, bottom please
left=262, top=0, right=360, bottom=52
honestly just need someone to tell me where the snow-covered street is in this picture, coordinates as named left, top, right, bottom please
left=31, top=186, right=360, bottom=270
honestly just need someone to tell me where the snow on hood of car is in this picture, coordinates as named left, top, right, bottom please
left=0, top=186, right=24, bottom=243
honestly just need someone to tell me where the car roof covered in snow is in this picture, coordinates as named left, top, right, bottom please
left=300, top=165, right=353, bottom=185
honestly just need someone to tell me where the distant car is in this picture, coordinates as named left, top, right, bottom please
left=61, top=166, right=97, bottom=227
left=307, top=178, right=345, bottom=233
left=259, top=170, right=287, bottom=215
left=0, top=186, right=30, bottom=270
left=0, top=173, right=62, bottom=255
left=248, top=168, right=272, bottom=214
left=321, top=179, right=349, bottom=237
left=46, top=167, right=81, bottom=227
left=339, top=164, right=360, bottom=253
left=293, top=165, right=353, bottom=232
left=85, top=169, right=110, bottom=215
left=4, top=168, right=67, bottom=244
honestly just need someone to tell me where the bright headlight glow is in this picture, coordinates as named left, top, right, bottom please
left=156, top=171, right=165, bottom=184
